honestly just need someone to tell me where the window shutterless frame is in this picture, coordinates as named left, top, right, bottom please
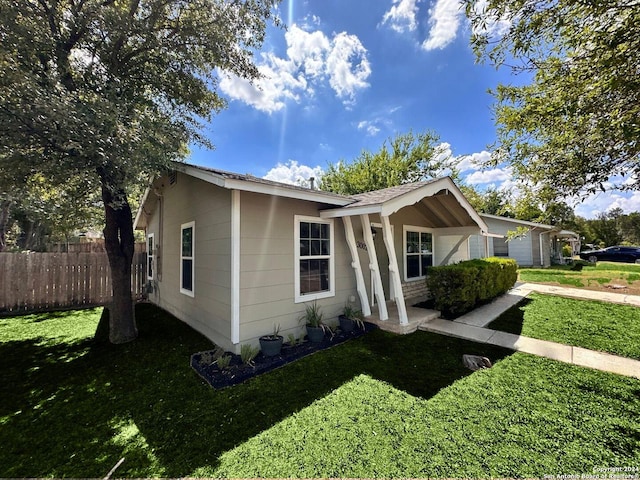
left=403, top=225, right=434, bottom=281
left=294, top=215, right=335, bottom=303
left=147, top=233, right=154, bottom=280
left=180, top=221, right=195, bottom=297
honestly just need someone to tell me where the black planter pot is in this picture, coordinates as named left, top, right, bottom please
left=259, top=335, right=283, bottom=357
left=338, top=315, right=355, bottom=333
left=306, top=325, right=325, bottom=343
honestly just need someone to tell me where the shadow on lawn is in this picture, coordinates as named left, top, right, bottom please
left=0, top=303, right=514, bottom=478
left=485, top=297, right=531, bottom=336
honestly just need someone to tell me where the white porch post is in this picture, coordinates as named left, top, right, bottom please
left=342, top=216, right=371, bottom=317
left=381, top=215, right=408, bottom=325
left=360, top=214, right=388, bottom=320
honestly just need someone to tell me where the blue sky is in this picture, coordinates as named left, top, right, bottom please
left=188, top=0, right=638, bottom=219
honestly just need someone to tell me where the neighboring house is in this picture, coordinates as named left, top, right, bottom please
left=134, top=163, right=492, bottom=352
left=469, top=214, right=580, bottom=267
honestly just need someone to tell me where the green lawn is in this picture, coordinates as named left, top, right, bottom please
left=1, top=305, right=639, bottom=477
left=488, top=293, right=640, bottom=360
left=518, top=261, right=640, bottom=288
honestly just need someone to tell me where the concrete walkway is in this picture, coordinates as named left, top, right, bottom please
left=419, top=283, right=640, bottom=380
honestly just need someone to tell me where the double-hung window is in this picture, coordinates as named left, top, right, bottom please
left=147, top=233, right=154, bottom=280
left=294, top=216, right=334, bottom=302
left=180, top=221, right=194, bottom=296
left=404, top=226, right=433, bottom=280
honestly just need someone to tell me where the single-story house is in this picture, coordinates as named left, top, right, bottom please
left=134, top=163, right=494, bottom=352
left=469, top=213, right=580, bottom=267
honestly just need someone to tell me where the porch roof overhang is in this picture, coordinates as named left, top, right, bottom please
left=319, top=177, right=490, bottom=235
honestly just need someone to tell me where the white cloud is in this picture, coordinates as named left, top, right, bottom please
left=574, top=191, right=640, bottom=219
left=422, top=0, right=463, bottom=51
left=456, top=150, right=491, bottom=172
left=357, top=120, right=381, bottom=136
left=470, top=0, right=512, bottom=38
left=263, top=160, right=324, bottom=185
left=219, top=24, right=370, bottom=113
left=465, top=167, right=511, bottom=185
left=325, top=32, right=371, bottom=104
left=381, top=0, right=419, bottom=33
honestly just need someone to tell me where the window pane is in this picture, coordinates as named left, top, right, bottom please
left=311, top=222, right=321, bottom=238
left=300, top=222, right=310, bottom=239
left=421, top=254, right=432, bottom=275
left=407, top=255, right=420, bottom=278
left=311, top=240, right=321, bottom=255
left=300, top=240, right=310, bottom=256
left=320, top=239, right=329, bottom=255
left=407, top=231, right=419, bottom=253
left=182, top=227, right=192, bottom=257
left=182, top=259, right=193, bottom=291
left=148, top=260, right=153, bottom=279
left=148, top=236, right=153, bottom=252
left=421, top=232, right=432, bottom=252
left=320, top=223, right=329, bottom=239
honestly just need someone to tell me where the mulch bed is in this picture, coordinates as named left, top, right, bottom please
left=191, top=322, right=377, bottom=389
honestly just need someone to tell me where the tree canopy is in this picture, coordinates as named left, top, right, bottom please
left=464, top=0, right=640, bottom=197
left=0, top=0, right=280, bottom=343
left=320, top=130, right=451, bottom=195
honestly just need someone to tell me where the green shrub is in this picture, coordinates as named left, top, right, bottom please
left=426, top=257, right=518, bottom=318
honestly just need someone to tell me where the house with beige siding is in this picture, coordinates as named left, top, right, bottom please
left=469, top=214, right=580, bottom=267
left=134, top=162, right=492, bottom=352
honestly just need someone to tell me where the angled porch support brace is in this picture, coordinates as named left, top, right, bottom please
left=360, top=214, right=388, bottom=320
left=380, top=215, right=408, bottom=325
left=342, top=216, right=371, bottom=317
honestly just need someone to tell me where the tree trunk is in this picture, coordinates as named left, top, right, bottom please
left=101, top=184, right=138, bottom=344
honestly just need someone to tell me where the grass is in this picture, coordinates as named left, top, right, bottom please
left=1, top=304, right=639, bottom=477
left=519, top=261, right=640, bottom=289
left=488, top=293, right=640, bottom=360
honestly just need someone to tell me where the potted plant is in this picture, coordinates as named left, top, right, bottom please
left=299, top=301, right=331, bottom=343
left=339, top=304, right=365, bottom=333
left=259, top=324, right=283, bottom=357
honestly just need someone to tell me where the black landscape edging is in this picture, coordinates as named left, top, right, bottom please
left=191, top=323, right=377, bottom=389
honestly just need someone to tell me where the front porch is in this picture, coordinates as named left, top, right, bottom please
left=366, top=298, right=441, bottom=334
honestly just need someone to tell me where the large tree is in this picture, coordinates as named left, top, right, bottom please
left=320, top=130, right=451, bottom=195
left=464, top=0, right=640, bottom=197
left=0, top=0, right=279, bottom=343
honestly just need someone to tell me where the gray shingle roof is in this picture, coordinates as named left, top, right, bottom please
left=342, top=178, right=445, bottom=208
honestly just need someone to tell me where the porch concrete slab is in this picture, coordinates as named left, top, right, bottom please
left=419, top=319, right=496, bottom=343
left=366, top=304, right=440, bottom=335
left=572, top=347, right=640, bottom=380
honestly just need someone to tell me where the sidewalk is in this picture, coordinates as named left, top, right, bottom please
left=418, top=283, right=640, bottom=380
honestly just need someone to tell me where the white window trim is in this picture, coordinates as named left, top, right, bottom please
left=180, top=221, right=195, bottom=297
left=147, top=233, right=154, bottom=281
left=403, top=225, right=434, bottom=282
left=294, top=215, right=335, bottom=303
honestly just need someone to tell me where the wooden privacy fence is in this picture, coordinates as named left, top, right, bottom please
left=0, top=251, right=146, bottom=315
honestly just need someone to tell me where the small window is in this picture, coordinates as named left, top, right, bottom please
left=147, top=233, right=154, bottom=280
left=180, top=222, right=194, bottom=297
left=294, top=216, right=334, bottom=302
left=493, top=237, right=509, bottom=257
left=404, top=227, right=433, bottom=280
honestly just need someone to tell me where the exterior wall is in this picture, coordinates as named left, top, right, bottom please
left=237, top=192, right=358, bottom=349
left=531, top=230, right=542, bottom=266
left=145, top=172, right=234, bottom=350
left=473, top=217, right=537, bottom=267
left=433, top=234, right=470, bottom=266
left=468, top=234, right=486, bottom=259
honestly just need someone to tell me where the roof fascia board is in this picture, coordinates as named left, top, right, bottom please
left=481, top=213, right=554, bottom=230
left=320, top=205, right=382, bottom=218
left=179, top=164, right=226, bottom=188
left=223, top=178, right=352, bottom=205
left=381, top=178, right=489, bottom=233
left=133, top=186, right=151, bottom=230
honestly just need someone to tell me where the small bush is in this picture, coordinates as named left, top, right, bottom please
left=240, top=343, right=260, bottom=366
left=426, top=257, right=518, bottom=318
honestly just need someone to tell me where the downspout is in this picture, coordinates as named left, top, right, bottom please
left=231, top=190, right=240, bottom=345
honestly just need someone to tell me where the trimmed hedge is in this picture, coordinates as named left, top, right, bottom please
left=425, top=257, right=518, bottom=318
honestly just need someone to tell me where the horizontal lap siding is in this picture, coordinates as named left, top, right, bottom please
left=238, top=192, right=357, bottom=346
left=146, top=173, right=233, bottom=350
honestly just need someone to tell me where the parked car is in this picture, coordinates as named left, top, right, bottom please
left=579, top=245, right=640, bottom=263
